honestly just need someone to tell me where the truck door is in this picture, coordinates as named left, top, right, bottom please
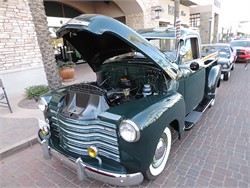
left=179, top=37, right=205, bottom=114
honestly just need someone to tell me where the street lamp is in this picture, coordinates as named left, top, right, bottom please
left=152, top=5, right=163, bottom=19
left=209, top=17, right=213, bottom=44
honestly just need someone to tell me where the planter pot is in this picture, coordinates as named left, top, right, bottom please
left=59, top=68, right=75, bottom=82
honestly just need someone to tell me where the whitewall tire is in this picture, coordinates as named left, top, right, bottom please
left=144, top=126, right=172, bottom=180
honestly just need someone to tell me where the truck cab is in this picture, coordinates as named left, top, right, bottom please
left=138, top=27, right=221, bottom=129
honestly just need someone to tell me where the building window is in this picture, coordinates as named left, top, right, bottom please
left=190, top=14, right=200, bottom=27
left=44, top=2, right=82, bottom=18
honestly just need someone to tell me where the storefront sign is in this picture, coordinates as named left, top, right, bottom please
left=168, top=5, right=174, bottom=15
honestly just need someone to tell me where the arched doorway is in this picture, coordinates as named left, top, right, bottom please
left=43, top=0, right=145, bottom=63
left=44, top=0, right=145, bottom=25
left=44, top=1, right=86, bottom=63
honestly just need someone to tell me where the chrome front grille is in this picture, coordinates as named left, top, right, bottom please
left=49, top=106, right=60, bottom=137
left=50, top=113, right=120, bottom=163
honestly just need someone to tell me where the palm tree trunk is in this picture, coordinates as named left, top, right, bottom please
left=174, top=0, right=180, bottom=27
left=28, top=0, right=61, bottom=90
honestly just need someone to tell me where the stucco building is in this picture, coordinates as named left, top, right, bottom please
left=0, top=0, right=220, bottom=96
left=190, top=0, right=221, bottom=44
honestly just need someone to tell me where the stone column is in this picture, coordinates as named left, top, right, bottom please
left=28, top=0, right=61, bottom=90
left=213, top=13, right=219, bottom=43
left=126, top=0, right=160, bottom=30
left=0, top=0, right=49, bottom=94
left=200, top=12, right=212, bottom=44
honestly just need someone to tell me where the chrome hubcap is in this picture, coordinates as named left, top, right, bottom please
left=152, top=138, right=167, bottom=168
left=149, top=127, right=171, bottom=177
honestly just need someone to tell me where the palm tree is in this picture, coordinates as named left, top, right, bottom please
left=28, top=0, right=61, bottom=90
left=174, top=0, right=180, bottom=27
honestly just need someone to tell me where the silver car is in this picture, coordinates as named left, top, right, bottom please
left=202, top=44, right=236, bottom=81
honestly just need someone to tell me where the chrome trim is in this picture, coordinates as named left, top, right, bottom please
left=61, top=133, right=118, bottom=149
left=62, top=137, right=120, bottom=162
left=41, top=140, right=51, bottom=159
left=37, top=134, right=51, bottom=159
left=60, top=126, right=117, bottom=142
left=49, top=109, right=57, bottom=114
left=51, top=116, right=57, bottom=121
left=56, top=117, right=120, bottom=162
left=38, top=97, right=48, bottom=112
left=58, top=119, right=116, bottom=130
left=38, top=139, right=144, bottom=186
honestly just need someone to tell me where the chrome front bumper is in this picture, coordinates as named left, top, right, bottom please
left=38, top=138, right=144, bottom=186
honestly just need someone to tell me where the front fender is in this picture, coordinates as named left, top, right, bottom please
left=132, top=93, right=185, bottom=131
left=118, top=93, right=185, bottom=173
left=207, top=64, right=221, bottom=98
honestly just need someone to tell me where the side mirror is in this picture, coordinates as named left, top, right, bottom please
left=190, top=62, right=199, bottom=71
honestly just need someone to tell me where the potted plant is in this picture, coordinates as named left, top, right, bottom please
left=57, top=60, right=75, bottom=82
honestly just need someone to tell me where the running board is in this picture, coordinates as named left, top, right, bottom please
left=185, top=111, right=202, bottom=130
left=194, top=98, right=214, bottom=113
left=185, top=99, right=214, bottom=130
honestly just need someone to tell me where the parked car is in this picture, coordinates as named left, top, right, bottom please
left=37, top=15, right=221, bottom=186
left=230, top=40, right=250, bottom=62
left=201, top=44, right=236, bottom=81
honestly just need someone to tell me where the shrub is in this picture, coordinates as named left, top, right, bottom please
left=25, top=85, right=49, bottom=99
left=57, top=60, right=75, bottom=71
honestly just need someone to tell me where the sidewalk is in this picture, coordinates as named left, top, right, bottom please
left=0, top=93, right=43, bottom=159
left=0, top=63, right=96, bottom=160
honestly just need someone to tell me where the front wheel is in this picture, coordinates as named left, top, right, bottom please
left=223, top=71, right=230, bottom=81
left=231, top=63, right=235, bottom=70
left=144, top=126, right=172, bottom=180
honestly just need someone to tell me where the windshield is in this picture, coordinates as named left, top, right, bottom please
left=147, top=38, right=177, bottom=62
left=202, top=45, right=230, bottom=57
left=230, top=41, right=250, bottom=47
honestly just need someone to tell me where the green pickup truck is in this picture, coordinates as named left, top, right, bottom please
left=38, top=14, right=221, bottom=186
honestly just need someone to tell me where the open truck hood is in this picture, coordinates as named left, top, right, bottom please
left=137, top=27, right=199, bottom=40
left=57, top=14, right=177, bottom=79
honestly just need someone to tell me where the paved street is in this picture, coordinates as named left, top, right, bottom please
left=0, top=63, right=249, bottom=188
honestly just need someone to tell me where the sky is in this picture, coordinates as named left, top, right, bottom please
left=220, top=0, right=250, bottom=25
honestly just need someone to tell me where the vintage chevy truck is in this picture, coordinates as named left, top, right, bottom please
left=38, top=14, right=221, bottom=186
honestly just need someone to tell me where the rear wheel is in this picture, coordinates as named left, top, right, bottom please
left=144, top=126, right=172, bottom=180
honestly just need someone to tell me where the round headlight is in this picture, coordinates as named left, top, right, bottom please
left=119, top=120, right=140, bottom=142
left=38, top=97, right=48, bottom=112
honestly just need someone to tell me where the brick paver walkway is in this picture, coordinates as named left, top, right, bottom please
left=0, top=63, right=249, bottom=187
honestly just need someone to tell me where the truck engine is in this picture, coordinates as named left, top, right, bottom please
left=60, top=62, right=169, bottom=120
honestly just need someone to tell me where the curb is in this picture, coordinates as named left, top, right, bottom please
left=0, top=135, right=38, bottom=160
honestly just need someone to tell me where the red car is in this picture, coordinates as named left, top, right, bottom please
left=230, top=40, right=250, bottom=62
